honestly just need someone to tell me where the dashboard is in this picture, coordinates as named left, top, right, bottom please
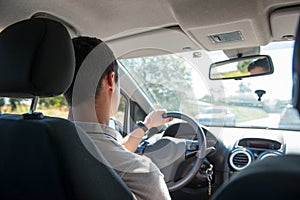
left=162, top=123, right=300, bottom=199
left=228, top=137, right=284, bottom=171
left=206, top=126, right=300, bottom=174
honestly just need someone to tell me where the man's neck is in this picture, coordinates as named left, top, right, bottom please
left=68, top=101, right=110, bottom=125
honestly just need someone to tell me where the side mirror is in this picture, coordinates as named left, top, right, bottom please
left=209, top=55, right=274, bottom=80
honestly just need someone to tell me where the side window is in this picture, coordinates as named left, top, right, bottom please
left=111, top=93, right=147, bottom=136
left=0, top=95, right=68, bottom=118
left=130, top=101, right=147, bottom=131
left=37, top=95, right=68, bottom=118
left=111, top=94, right=128, bottom=136
left=114, top=94, right=127, bottom=125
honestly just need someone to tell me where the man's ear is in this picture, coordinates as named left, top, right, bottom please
left=106, top=71, right=116, bottom=91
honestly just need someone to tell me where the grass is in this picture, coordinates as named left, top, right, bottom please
left=229, top=106, right=268, bottom=122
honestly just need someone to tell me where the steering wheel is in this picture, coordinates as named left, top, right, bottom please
left=142, top=112, right=207, bottom=192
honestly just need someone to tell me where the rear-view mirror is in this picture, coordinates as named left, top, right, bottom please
left=209, top=55, right=274, bottom=80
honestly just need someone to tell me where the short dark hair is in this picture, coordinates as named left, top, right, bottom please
left=64, top=36, right=118, bottom=106
left=248, top=58, right=269, bottom=72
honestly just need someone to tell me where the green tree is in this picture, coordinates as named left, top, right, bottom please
left=0, top=98, right=4, bottom=112
left=200, top=94, right=212, bottom=103
left=118, top=95, right=126, bottom=112
left=0, top=98, right=4, bottom=107
left=9, top=98, right=21, bottom=111
left=38, top=95, right=67, bottom=109
left=121, top=55, right=198, bottom=115
left=39, top=98, right=51, bottom=108
left=238, top=82, right=252, bottom=93
left=237, top=60, right=252, bottom=73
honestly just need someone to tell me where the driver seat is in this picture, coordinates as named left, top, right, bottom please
left=0, top=18, right=134, bottom=200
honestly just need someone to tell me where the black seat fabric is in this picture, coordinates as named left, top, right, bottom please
left=0, top=18, right=134, bottom=199
left=210, top=155, right=300, bottom=200
left=0, top=18, right=74, bottom=97
left=0, top=115, right=133, bottom=200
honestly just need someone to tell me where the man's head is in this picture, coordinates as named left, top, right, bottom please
left=64, top=36, right=120, bottom=120
left=248, top=58, right=270, bottom=75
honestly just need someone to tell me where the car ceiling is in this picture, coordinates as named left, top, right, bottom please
left=1, top=0, right=300, bottom=58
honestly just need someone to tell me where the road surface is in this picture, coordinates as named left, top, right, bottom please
left=238, top=113, right=280, bottom=128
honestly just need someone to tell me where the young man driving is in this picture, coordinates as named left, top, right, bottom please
left=64, top=36, right=172, bottom=200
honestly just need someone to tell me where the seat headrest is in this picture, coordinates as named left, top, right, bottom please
left=0, top=18, right=75, bottom=98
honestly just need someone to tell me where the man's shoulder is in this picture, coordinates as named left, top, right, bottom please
left=75, top=121, right=123, bottom=142
left=86, top=130, right=158, bottom=174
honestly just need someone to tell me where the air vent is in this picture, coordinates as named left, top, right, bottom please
left=258, top=151, right=281, bottom=160
left=229, top=149, right=253, bottom=171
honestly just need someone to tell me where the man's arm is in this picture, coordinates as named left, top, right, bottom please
left=121, top=109, right=172, bottom=152
left=119, top=168, right=171, bottom=200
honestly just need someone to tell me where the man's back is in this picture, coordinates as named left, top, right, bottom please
left=76, top=122, right=171, bottom=200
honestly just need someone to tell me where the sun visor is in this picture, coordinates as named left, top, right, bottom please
left=270, top=6, right=300, bottom=41
left=105, top=27, right=200, bottom=59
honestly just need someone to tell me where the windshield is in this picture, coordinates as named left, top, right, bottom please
left=203, top=108, right=227, bottom=114
left=120, top=41, right=300, bottom=130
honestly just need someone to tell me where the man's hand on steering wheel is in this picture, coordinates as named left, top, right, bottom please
left=141, top=112, right=207, bottom=192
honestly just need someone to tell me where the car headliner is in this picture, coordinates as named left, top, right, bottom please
left=1, top=0, right=300, bottom=58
